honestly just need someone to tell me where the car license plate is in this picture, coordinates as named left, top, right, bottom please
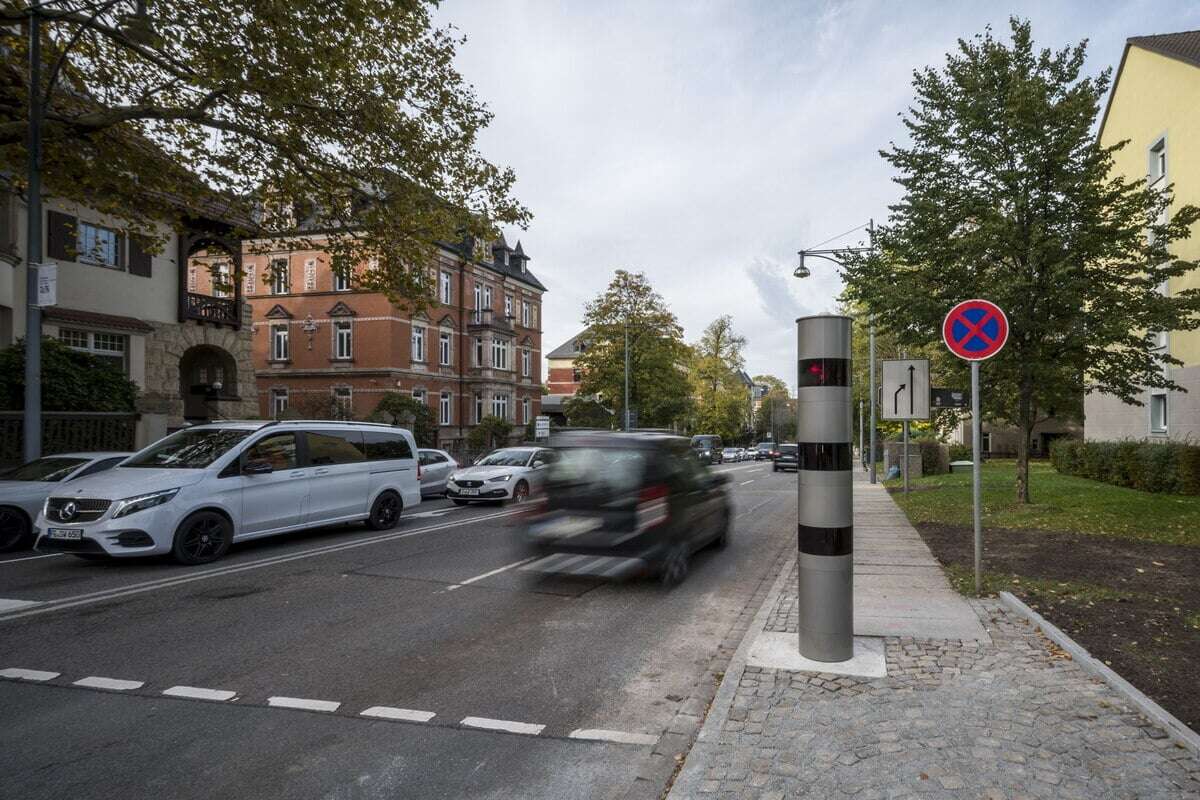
left=459, top=488, right=479, bottom=496
left=48, top=528, right=83, bottom=541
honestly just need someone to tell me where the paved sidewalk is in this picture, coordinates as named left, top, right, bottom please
left=669, top=472, right=1200, bottom=799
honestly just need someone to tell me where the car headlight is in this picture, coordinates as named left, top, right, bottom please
left=112, top=488, right=179, bottom=518
left=487, top=474, right=512, bottom=483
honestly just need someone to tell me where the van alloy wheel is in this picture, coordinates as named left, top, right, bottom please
left=367, top=492, right=401, bottom=531
left=172, top=512, right=232, bottom=565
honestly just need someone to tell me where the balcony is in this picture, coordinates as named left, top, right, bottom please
left=185, top=292, right=240, bottom=328
left=467, top=308, right=514, bottom=334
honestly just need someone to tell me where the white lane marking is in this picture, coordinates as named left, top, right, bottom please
left=73, top=676, right=144, bottom=691
left=461, top=716, right=545, bottom=735
left=0, top=598, right=40, bottom=612
left=162, top=686, right=237, bottom=701
left=568, top=728, right=659, bottom=745
left=0, top=553, right=63, bottom=566
left=737, top=497, right=775, bottom=517
left=360, top=706, right=436, bottom=722
left=0, top=508, right=521, bottom=623
left=740, top=479, right=755, bottom=486
left=267, top=696, right=341, bottom=712
left=0, top=667, right=59, bottom=681
left=405, top=507, right=466, bottom=519
left=444, top=556, right=539, bottom=592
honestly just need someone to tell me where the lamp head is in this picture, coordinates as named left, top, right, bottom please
left=793, top=252, right=811, bottom=279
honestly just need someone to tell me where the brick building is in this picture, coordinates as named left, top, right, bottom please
left=543, top=330, right=589, bottom=422
left=192, top=234, right=545, bottom=450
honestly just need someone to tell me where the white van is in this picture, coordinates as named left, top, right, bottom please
left=33, top=420, right=421, bottom=565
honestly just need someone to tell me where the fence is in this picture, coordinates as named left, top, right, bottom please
left=0, top=412, right=139, bottom=466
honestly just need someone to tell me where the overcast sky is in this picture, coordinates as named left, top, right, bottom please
left=436, top=1, right=1200, bottom=389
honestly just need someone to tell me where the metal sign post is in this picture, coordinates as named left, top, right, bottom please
left=881, top=358, right=929, bottom=493
left=942, top=299, right=1009, bottom=595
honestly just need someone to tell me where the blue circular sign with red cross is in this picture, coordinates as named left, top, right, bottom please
left=943, top=299, right=1009, bottom=361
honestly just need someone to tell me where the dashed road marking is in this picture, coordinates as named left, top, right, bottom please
left=361, top=706, right=436, bottom=722
left=568, top=728, right=659, bottom=745
left=444, top=556, right=539, bottom=592
left=461, top=716, right=546, bottom=735
left=0, top=667, right=59, bottom=681
left=740, top=479, right=755, bottom=486
left=0, top=598, right=40, bottom=612
left=162, top=685, right=237, bottom=702
left=0, top=553, right=63, bottom=566
left=73, top=676, right=144, bottom=691
left=267, top=696, right=341, bottom=712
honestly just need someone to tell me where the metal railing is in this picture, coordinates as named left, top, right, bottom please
left=185, top=292, right=239, bottom=326
left=0, top=411, right=139, bottom=466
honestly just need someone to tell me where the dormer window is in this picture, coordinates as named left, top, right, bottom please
left=501, top=251, right=509, bottom=266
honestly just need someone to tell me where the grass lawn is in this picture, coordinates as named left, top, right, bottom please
left=885, top=459, right=1200, bottom=546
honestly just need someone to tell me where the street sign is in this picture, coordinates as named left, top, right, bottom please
left=942, top=299, right=1009, bottom=361
left=534, top=415, right=550, bottom=438
left=930, top=388, right=969, bottom=409
left=35, top=263, right=57, bottom=307
left=880, top=359, right=929, bottom=420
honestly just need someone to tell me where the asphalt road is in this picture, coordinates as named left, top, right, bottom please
left=0, top=459, right=796, bottom=800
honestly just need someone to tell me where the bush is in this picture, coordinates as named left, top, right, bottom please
left=468, top=415, right=512, bottom=451
left=0, top=337, right=138, bottom=412
left=1051, top=438, right=1200, bottom=495
left=369, top=392, right=437, bottom=447
left=948, top=443, right=972, bottom=462
left=919, top=441, right=949, bottom=475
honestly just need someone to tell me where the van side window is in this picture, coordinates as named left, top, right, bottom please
left=307, top=430, right=366, bottom=465
left=246, top=433, right=298, bottom=470
left=364, top=431, right=413, bottom=461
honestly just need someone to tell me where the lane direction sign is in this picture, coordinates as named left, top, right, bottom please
left=942, top=299, right=1009, bottom=361
left=881, top=359, right=929, bottom=421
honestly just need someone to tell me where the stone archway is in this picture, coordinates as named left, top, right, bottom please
left=179, top=344, right=239, bottom=422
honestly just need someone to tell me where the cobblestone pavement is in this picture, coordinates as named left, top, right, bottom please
left=764, top=563, right=798, bottom=634
left=677, top=600, right=1200, bottom=799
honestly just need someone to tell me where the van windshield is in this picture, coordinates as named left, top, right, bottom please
left=124, top=429, right=252, bottom=469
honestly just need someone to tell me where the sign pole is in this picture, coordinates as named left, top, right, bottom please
left=868, top=321, right=877, bottom=483
left=859, top=399, right=865, bottom=470
left=971, top=361, right=982, bottom=595
left=902, top=420, right=909, bottom=493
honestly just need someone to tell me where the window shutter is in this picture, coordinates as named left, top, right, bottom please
left=128, top=237, right=152, bottom=277
left=46, top=210, right=76, bottom=261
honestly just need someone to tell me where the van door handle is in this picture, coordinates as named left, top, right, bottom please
left=314, top=468, right=330, bottom=476
left=289, top=470, right=307, bottom=478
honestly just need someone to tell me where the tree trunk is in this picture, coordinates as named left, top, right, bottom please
left=1015, top=380, right=1034, bottom=504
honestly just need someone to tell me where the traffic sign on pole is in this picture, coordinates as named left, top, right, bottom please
left=942, top=299, right=1009, bottom=596
left=880, top=359, right=929, bottom=421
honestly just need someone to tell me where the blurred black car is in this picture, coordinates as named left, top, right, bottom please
left=690, top=434, right=723, bottom=464
left=754, top=442, right=773, bottom=461
left=523, top=432, right=732, bottom=586
left=772, top=443, right=799, bottom=472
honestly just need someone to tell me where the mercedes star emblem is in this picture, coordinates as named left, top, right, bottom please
left=61, top=501, right=78, bottom=521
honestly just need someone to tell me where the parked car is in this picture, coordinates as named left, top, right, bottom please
left=33, top=421, right=421, bottom=565
left=523, top=431, right=732, bottom=586
left=418, top=448, right=459, bottom=498
left=445, top=446, right=555, bottom=505
left=721, top=446, right=741, bottom=463
left=755, top=442, right=773, bottom=461
left=772, top=443, right=799, bottom=472
left=0, top=452, right=131, bottom=552
left=690, top=435, right=723, bottom=465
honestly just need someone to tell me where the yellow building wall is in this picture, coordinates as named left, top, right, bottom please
left=1099, top=46, right=1200, bottom=367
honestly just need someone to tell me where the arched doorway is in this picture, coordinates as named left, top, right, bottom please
left=180, top=345, right=239, bottom=422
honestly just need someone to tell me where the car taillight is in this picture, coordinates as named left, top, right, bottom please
left=635, top=484, right=670, bottom=532
left=417, top=462, right=423, bottom=479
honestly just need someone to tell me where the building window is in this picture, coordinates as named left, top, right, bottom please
left=439, top=331, right=452, bottom=365
left=522, top=396, right=530, bottom=424
left=77, top=222, right=119, bottom=268
left=440, top=391, right=452, bottom=425
left=187, top=265, right=197, bottom=291
left=440, top=271, right=452, bottom=304
left=271, top=324, right=290, bottom=361
left=531, top=305, right=538, bottom=328
left=504, top=294, right=513, bottom=318
left=271, top=258, right=290, bottom=294
left=572, top=368, right=582, bottom=383
left=412, top=388, right=426, bottom=405
left=212, top=261, right=231, bottom=298
left=411, top=325, right=426, bottom=362
left=332, top=387, right=352, bottom=419
left=1150, top=393, right=1168, bottom=434
left=334, top=320, right=352, bottom=360
left=491, top=338, right=509, bottom=371
left=522, top=301, right=530, bottom=327
left=271, top=388, right=288, bottom=419
left=244, top=265, right=255, bottom=295
left=473, top=282, right=481, bottom=311
left=979, top=432, right=991, bottom=454
left=1150, top=138, right=1166, bottom=184
left=491, top=393, right=509, bottom=420
left=334, top=269, right=351, bottom=292
left=521, top=348, right=531, bottom=377
left=475, top=336, right=484, bottom=367
left=59, top=328, right=127, bottom=372
left=475, top=392, right=484, bottom=423
left=483, top=285, right=492, bottom=309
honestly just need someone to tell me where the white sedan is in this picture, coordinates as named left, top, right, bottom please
left=0, top=452, right=131, bottom=551
left=446, top=447, right=555, bottom=505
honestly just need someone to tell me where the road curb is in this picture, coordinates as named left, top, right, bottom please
left=665, top=551, right=797, bottom=799
left=999, top=590, right=1200, bottom=757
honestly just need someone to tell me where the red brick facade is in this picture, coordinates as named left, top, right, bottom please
left=198, top=236, right=545, bottom=449
left=546, top=366, right=581, bottom=396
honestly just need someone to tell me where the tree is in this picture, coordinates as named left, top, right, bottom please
left=563, top=396, right=612, bottom=429
left=468, top=415, right=512, bottom=451
left=574, top=271, right=693, bottom=428
left=752, top=374, right=788, bottom=395
left=0, top=337, right=137, bottom=411
left=841, top=19, right=1200, bottom=503
left=369, top=392, right=436, bottom=447
left=690, top=316, right=750, bottom=441
left=0, top=1, right=528, bottom=305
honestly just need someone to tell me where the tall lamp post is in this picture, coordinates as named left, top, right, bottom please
left=795, top=220, right=878, bottom=483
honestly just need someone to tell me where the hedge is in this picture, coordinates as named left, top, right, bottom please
left=1050, top=439, right=1200, bottom=495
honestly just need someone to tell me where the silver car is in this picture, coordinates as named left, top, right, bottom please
left=417, top=448, right=459, bottom=498
left=0, top=452, right=131, bottom=551
left=446, top=447, right=556, bottom=505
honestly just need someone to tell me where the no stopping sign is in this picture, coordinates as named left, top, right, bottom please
left=943, top=299, right=1008, bottom=361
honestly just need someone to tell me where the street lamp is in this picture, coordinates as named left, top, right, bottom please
left=795, top=221, right=879, bottom=484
